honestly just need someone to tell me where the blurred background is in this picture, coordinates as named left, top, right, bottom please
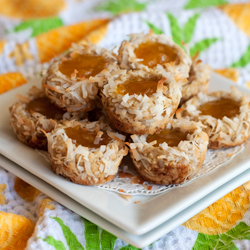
left=1, top=0, right=250, bottom=93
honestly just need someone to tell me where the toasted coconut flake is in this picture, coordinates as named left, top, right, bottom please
left=94, top=131, right=103, bottom=145
left=157, top=77, right=166, bottom=93
left=120, top=193, right=132, bottom=200
left=70, top=69, right=78, bottom=80
left=42, top=84, right=65, bottom=94
left=15, top=94, right=30, bottom=103
left=176, top=108, right=186, bottom=120
left=106, top=131, right=124, bottom=149
left=191, top=51, right=200, bottom=61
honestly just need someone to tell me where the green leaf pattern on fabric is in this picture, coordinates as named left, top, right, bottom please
left=40, top=217, right=120, bottom=250
left=13, top=17, right=63, bottom=37
left=146, top=13, right=219, bottom=56
left=83, top=218, right=100, bottom=250
left=190, top=38, right=219, bottom=56
left=40, top=221, right=250, bottom=250
left=231, top=44, right=250, bottom=68
left=166, top=13, right=182, bottom=46
left=183, top=13, right=200, bottom=43
left=145, top=21, right=164, bottom=34
left=97, top=0, right=147, bottom=15
left=192, top=222, right=250, bottom=250
left=192, top=234, right=220, bottom=250
left=41, top=236, right=67, bottom=250
left=100, top=230, right=117, bottom=250
left=184, top=0, right=228, bottom=9
left=52, top=217, right=85, bottom=250
left=120, top=245, right=141, bottom=250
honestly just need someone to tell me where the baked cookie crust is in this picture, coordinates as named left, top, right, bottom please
left=101, top=69, right=185, bottom=134
left=118, top=32, right=192, bottom=79
left=129, top=119, right=208, bottom=185
left=181, top=59, right=210, bottom=105
left=42, top=43, right=119, bottom=112
left=46, top=120, right=128, bottom=185
left=179, top=87, right=250, bottom=149
left=9, top=86, right=84, bottom=150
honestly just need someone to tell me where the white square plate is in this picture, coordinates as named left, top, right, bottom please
left=1, top=73, right=250, bottom=237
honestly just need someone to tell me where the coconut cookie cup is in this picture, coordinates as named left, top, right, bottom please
left=42, top=43, right=118, bottom=113
left=118, top=32, right=192, bottom=79
left=181, top=59, right=211, bottom=105
left=46, top=120, right=128, bottom=185
left=129, top=120, right=208, bottom=185
left=9, top=86, right=85, bottom=150
left=101, top=70, right=185, bottom=135
left=179, top=87, right=250, bottom=149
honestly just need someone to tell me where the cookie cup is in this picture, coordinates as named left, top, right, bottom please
left=101, top=70, right=185, bottom=134
left=129, top=120, right=208, bottom=185
left=118, top=32, right=192, bottom=78
left=179, top=87, right=250, bottom=149
left=46, top=120, right=128, bottom=185
left=9, top=86, right=84, bottom=150
left=181, top=59, right=210, bottom=105
left=42, top=43, right=118, bottom=112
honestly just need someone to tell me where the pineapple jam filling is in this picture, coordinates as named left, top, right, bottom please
left=65, top=126, right=112, bottom=149
left=59, top=53, right=107, bottom=80
left=147, top=129, right=188, bottom=147
left=116, top=78, right=158, bottom=96
left=134, top=41, right=180, bottom=68
left=198, top=98, right=240, bottom=119
left=26, top=97, right=65, bottom=120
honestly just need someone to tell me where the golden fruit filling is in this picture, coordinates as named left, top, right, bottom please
left=134, top=41, right=179, bottom=68
left=147, top=129, right=188, bottom=147
left=198, top=98, right=240, bottom=119
left=65, top=126, right=112, bottom=148
left=59, top=53, right=107, bottom=80
left=116, top=78, right=158, bottom=96
left=26, top=97, right=65, bottom=120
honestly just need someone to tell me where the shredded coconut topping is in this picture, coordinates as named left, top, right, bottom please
left=43, top=43, right=119, bottom=112
left=102, top=70, right=182, bottom=134
left=180, top=87, right=250, bottom=148
left=46, top=120, right=128, bottom=185
left=129, top=119, right=208, bottom=185
left=181, top=59, right=211, bottom=104
left=118, top=32, right=192, bottom=79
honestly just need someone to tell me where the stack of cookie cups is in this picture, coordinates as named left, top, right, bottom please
left=102, top=32, right=209, bottom=185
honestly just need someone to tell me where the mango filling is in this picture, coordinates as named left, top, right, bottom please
left=147, top=129, right=188, bottom=147
left=65, top=126, right=112, bottom=148
left=134, top=41, right=179, bottom=68
left=26, top=97, right=65, bottom=120
left=59, top=53, right=107, bottom=80
left=116, top=78, right=158, bottom=96
left=198, top=98, right=240, bottom=119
